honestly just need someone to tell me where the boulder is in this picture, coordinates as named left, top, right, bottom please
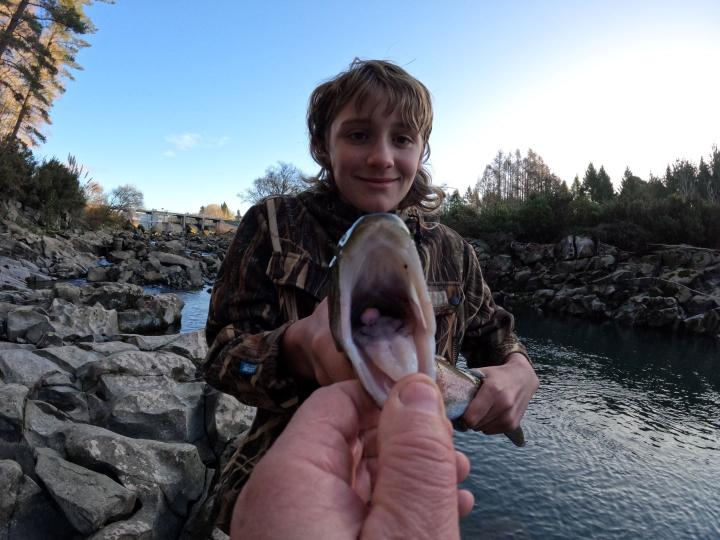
left=77, top=350, right=196, bottom=387
left=43, top=299, right=120, bottom=341
left=6, top=307, right=51, bottom=342
left=0, top=384, right=29, bottom=441
left=35, top=447, right=136, bottom=535
left=64, top=423, right=206, bottom=515
left=0, top=348, right=72, bottom=387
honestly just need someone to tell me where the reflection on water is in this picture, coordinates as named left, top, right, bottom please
left=144, top=285, right=212, bottom=334
left=458, top=310, right=719, bottom=540
left=176, top=291, right=720, bottom=539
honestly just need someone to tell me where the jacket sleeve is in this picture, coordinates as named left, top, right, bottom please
left=459, top=240, right=531, bottom=368
left=201, top=203, right=301, bottom=412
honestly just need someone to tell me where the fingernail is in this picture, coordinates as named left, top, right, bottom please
left=399, top=380, right=441, bottom=414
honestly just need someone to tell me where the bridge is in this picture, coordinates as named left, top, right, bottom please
left=132, top=209, right=241, bottom=234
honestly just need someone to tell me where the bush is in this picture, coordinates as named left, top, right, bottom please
left=83, top=204, right=124, bottom=229
left=26, top=159, right=86, bottom=228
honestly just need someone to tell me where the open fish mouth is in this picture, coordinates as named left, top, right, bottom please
left=329, top=214, right=436, bottom=407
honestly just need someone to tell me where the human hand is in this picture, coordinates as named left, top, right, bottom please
left=230, top=374, right=473, bottom=540
left=461, top=353, right=538, bottom=434
left=283, top=297, right=355, bottom=385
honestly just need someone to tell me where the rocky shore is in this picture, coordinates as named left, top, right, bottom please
left=474, top=235, right=720, bottom=338
left=1, top=205, right=239, bottom=539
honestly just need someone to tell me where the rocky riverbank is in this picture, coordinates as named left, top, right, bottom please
left=1, top=205, right=239, bottom=539
left=474, top=235, right=720, bottom=338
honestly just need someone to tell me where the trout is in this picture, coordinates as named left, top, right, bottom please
left=329, top=213, right=525, bottom=447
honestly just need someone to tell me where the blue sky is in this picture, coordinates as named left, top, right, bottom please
left=37, top=0, right=720, bottom=215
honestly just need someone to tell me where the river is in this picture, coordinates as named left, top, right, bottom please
left=177, top=291, right=720, bottom=539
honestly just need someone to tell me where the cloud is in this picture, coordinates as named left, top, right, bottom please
left=163, top=133, right=229, bottom=157
left=166, top=133, right=202, bottom=151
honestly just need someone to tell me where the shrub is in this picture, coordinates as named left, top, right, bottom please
left=26, top=159, right=86, bottom=228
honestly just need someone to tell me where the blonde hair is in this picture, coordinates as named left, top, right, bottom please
left=307, top=59, right=445, bottom=211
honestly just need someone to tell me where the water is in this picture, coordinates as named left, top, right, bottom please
left=176, top=291, right=720, bottom=539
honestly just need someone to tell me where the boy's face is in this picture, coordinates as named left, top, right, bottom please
left=326, top=94, right=423, bottom=213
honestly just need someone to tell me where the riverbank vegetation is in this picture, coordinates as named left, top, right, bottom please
left=439, top=147, right=720, bottom=251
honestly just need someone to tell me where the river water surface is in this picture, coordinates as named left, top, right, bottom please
left=178, top=291, right=719, bottom=539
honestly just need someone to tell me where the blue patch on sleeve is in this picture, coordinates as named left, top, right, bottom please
left=238, top=361, right=258, bottom=376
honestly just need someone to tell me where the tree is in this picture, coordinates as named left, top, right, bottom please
left=619, top=167, right=646, bottom=200
left=200, top=203, right=234, bottom=219
left=594, top=166, right=614, bottom=202
left=0, top=0, right=103, bottom=146
left=108, top=184, right=143, bottom=216
left=570, top=175, right=584, bottom=199
left=239, top=161, right=307, bottom=204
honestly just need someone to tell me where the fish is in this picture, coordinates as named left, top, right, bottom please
left=329, top=213, right=525, bottom=447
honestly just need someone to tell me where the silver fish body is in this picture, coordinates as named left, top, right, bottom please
left=329, top=213, right=525, bottom=447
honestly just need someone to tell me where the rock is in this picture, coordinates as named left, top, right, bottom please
left=153, top=252, right=199, bottom=270
left=96, top=374, right=205, bottom=442
left=34, top=447, right=136, bottom=535
left=6, top=307, right=50, bottom=341
left=0, top=384, right=28, bottom=441
left=23, top=400, right=73, bottom=452
left=78, top=341, right=140, bottom=355
left=79, top=282, right=145, bottom=311
left=45, top=298, right=120, bottom=340
left=35, top=345, right=104, bottom=373
left=87, top=266, right=109, bottom=282
left=4, top=472, right=75, bottom=539
left=0, top=348, right=72, bottom=387
left=206, top=391, right=255, bottom=447
left=0, top=460, right=24, bottom=528
left=64, top=423, right=206, bottom=516
left=118, top=330, right=207, bottom=363
left=77, top=350, right=196, bottom=387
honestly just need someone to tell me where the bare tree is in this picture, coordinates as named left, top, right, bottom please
left=239, top=161, right=307, bottom=204
left=108, top=184, right=143, bottom=216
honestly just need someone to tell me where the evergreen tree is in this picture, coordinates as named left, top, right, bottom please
left=619, top=167, right=646, bottom=200
left=0, top=0, right=101, bottom=146
left=581, top=162, right=598, bottom=199
left=594, top=166, right=614, bottom=202
left=570, top=174, right=584, bottom=199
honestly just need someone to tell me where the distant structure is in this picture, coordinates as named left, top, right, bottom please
left=133, top=209, right=241, bottom=234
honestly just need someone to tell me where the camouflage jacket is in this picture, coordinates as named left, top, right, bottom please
left=202, top=188, right=528, bottom=531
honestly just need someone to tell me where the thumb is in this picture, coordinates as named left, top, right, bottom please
left=362, top=374, right=460, bottom=540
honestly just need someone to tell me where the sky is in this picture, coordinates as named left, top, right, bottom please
left=37, top=0, right=720, bottom=215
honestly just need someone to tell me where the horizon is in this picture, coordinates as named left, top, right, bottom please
left=34, top=0, right=720, bottom=215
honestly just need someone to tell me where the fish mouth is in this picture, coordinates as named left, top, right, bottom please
left=332, top=214, right=436, bottom=406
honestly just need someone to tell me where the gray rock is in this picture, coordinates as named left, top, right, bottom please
left=45, top=298, right=120, bottom=339
left=4, top=472, right=75, bottom=539
left=80, top=282, right=145, bottom=311
left=208, top=391, right=255, bottom=445
left=98, top=374, right=205, bottom=442
left=153, top=252, right=198, bottom=269
left=35, top=447, right=136, bottom=535
left=64, top=423, right=206, bottom=515
left=0, top=460, right=24, bottom=528
left=0, top=348, right=72, bottom=387
left=87, top=266, right=109, bottom=282
left=35, top=345, right=104, bottom=373
left=32, top=385, right=90, bottom=423
left=77, top=350, right=196, bottom=387
left=78, top=341, right=140, bottom=355
left=23, top=400, right=72, bottom=452
left=6, top=307, right=50, bottom=341
left=0, top=384, right=29, bottom=441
